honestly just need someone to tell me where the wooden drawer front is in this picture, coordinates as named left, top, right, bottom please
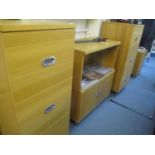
left=137, top=52, right=146, bottom=66
left=128, top=37, right=140, bottom=60
left=41, top=112, right=70, bottom=135
left=134, top=26, right=144, bottom=35
left=78, top=84, right=97, bottom=121
left=132, top=51, right=146, bottom=75
left=77, top=71, right=114, bottom=122
left=127, top=29, right=143, bottom=60
left=15, top=78, right=72, bottom=134
left=122, top=59, right=134, bottom=88
left=4, top=29, right=74, bottom=103
left=96, top=71, right=114, bottom=104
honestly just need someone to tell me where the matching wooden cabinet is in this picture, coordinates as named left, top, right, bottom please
left=0, top=20, right=75, bottom=134
left=100, top=22, right=144, bottom=92
left=132, top=48, right=147, bottom=76
left=71, top=40, right=120, bottom=123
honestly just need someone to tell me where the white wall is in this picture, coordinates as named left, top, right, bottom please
left=51, top=19, right=88, bottom=39
left=51, top=19, right=107, bottom=39
left=86, top=19, right=103, bottom=38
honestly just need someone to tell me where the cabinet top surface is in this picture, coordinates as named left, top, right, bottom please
left=103, top=21, right=144, bottom=27
left=75, top=40, right=121, bottom=55
left=0, top=20, right=75, bottom=32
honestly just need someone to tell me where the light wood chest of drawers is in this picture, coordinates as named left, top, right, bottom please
left=0, top=20, right=75, bottom=134
left=132, top=48, right=147, bottom=76
left=100, top=22, right=144, bottom=92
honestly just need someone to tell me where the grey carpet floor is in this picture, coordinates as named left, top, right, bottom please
left=70, top=57, right=155, bottom=135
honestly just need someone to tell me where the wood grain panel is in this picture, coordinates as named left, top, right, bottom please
left=0, top=21, right=75, bottom=134
left=4, top=29, right=74, bottom=47
left=100, top=22, right=144, bottom=92
left=75, top=40, right=120, bottom=55
left=77, top=83, right=98, bottom=122
left=5, top=30, right=74, bottom=103
left=71, top=51, right=84, bottom=121
left=96, top=70, right=114, bottom=104
left=132, top=50, right=147, bottom=76
left=0, top=33, right=19, bottom=134
left=74, top=70, right=115, bottom=122
left=41, top=112, right=70, bottom=135
left=0, top=20, right=75, bottom=32
left=15, top=78, right=72, bottom=134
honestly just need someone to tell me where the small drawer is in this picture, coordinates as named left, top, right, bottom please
left=130, top=29, right=143, bottom=49
left=76, top=69, right=115, bottom=122
left=41, top=112, right=70, bottom=135
left=5, top=29, right=74, bottom=103
left=122, top=59, right=134, bottom=88
left=134, top=26, right=144, bottom=35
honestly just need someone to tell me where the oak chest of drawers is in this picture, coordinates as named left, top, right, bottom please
left=100, top=22, right=144, bottom=92
left=132, top=48, right=147, bottom=76
left=0, top=20, right=75, bottom=134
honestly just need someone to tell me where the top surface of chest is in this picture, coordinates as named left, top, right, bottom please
left=0, top=20, right=75, bottom=32
left=75, top=40, right=120, bottom=55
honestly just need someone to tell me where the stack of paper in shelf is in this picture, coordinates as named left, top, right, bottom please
left=81, top=79, right=93, bottom=88
left=81, top=65, right=113, bottom=88
left=85, top=65, right=113, bottom=76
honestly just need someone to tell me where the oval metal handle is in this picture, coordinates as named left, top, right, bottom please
left=42, top=56, right=56, bottom=67
left=44, top=104, right=56, bottom=114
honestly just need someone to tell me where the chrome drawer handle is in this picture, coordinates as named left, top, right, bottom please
left=42, top=56, right=56, bottom=67
left=44, top=104, right=56, bottom=114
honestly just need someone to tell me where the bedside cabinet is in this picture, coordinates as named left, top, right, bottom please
left=71, top=40, right=120, bottom=123
left=0, top=20, right=75, bottom=134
